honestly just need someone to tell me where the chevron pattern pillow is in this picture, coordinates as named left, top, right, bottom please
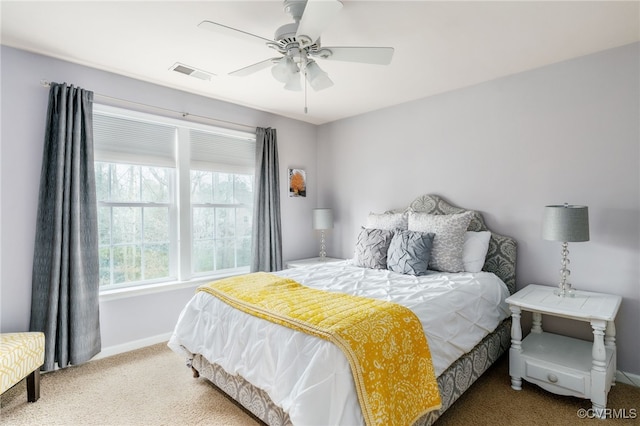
left=353, top=227, right=394, bottom=269
left=387, top=230, right=435, bottom=276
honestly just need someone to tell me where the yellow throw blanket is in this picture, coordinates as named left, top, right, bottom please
left=198, top=272, right=441, bottom=426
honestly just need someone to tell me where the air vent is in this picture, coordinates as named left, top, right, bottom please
left=169, top=63, right=214, bottom=81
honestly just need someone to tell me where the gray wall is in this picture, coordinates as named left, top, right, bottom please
left=0, top=46, right=319, bottom=350
left=317, top=43, right=640, bottom=375
left=2, top=43, right=639, bottom=376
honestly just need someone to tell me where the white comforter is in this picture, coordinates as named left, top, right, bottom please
left=168, top=261, right=510, bottom=426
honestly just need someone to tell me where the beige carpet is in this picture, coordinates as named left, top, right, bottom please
left=1, top=342, right=638, bottom=425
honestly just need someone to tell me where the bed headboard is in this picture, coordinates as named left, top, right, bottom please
left=397, top=194, right=517, bottom=294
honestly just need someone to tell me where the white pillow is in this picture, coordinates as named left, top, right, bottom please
left=408, top=211, right=474, bottom=272
left=463, top=231, right=491, bottom=272
left=365, top=212, right=408, bottom=230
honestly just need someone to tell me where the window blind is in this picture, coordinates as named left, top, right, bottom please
left=93, top=113, right=176, bottom=167
left=190, top=129, right=256, bottom=174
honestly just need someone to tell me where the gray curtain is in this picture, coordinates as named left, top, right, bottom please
left=251, top=127, right=283, bottom=272
left=30, top=82, right=101, bottom=371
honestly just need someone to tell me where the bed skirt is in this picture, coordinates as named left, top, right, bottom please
left=190, top=317, right=511, bottom=426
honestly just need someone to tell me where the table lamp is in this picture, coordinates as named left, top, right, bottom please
left=542, top=203, right=589, bottom=297
left=313, top=208, right=333, bottom=260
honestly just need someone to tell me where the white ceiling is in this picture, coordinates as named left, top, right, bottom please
left=2, top=1, right=638, bottom=125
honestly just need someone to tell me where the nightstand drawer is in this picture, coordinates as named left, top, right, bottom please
left=525, top=360, right=586, bottom=394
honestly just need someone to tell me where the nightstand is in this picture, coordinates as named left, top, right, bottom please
left=285, top=257, right=343, bottom=269
left=506, top=284, right=622, bottom=418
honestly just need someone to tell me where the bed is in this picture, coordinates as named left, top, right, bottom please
left=169, top=194, right=517, bottom=425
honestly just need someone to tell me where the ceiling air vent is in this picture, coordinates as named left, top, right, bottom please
left=169, top=63, right=214, bottom=81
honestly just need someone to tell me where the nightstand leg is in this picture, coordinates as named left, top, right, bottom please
left=531, top=312, right=543, bottom=334
left=605, top=320, right=616, bottom=386
left=591, top=319, right=608, bottom=418
left=509, top=306, right=523, bottom=390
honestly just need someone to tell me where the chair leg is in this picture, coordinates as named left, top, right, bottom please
left=26, top=369, right=40, bottom=402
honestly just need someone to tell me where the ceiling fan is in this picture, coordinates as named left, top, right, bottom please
left=198, top=0, right=394, bottom=94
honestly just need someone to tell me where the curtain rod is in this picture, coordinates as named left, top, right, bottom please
left=40, top=79, right=257, bottom=132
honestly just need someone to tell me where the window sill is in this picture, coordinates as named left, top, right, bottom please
left=99, top=270, right=248, bottom=302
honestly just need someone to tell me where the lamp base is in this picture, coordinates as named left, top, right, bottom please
left=318, top=230, right=327, bottom=259
left=554, top=286, right=575, bottom=297
left=554, top=242, right=575, bottom=297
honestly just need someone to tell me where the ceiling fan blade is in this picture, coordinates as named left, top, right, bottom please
left=229, top=58, right=279, bottom=77
left=295, top=0, right=343, bottom=47
left=317, top=47, right=395, bottom=65
left=198, top=20, right=274, bottom=45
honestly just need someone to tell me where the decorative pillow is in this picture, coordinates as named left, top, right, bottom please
left=365, top=212, right=408, bottom=230
left=353, top=227, right=394, bottom=269
left=387, top=230, right=435, bottom=276
left=408, top=211, right=474, bottom=272
left=463, top=231, right=491, bottom=272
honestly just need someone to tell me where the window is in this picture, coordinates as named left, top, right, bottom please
left=191, top=171, right=253, bottom=275
left=93, top=105, right=255, bottom=291
left=95, top=163, right=174, bottom=286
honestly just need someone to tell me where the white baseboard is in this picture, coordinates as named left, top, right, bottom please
left=616, top=370, right=640, bottom=388
left=94, top=332, right=173, bottom=361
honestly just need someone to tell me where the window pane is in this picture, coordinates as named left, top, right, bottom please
left=99, top=247, right=111, bottom=286
left=213, top=173, right=233, bottom=203
left=193, top=240, right=214, bottom=273
left=144, top=244, right=169, bottom=280
left=193, top=207, right=215, bottom=241
left=111, top=164, right=140, bottom=202
left=235, top=209, right=251, bottom=267
left=215, top=238, right=236, bottom=269
left=113, top=245, right=141, bottom=284
left=191, top=170, right=212, bottom=204
left=234, top=174, right=253, bottom=205
left=95, top=162, right=110, bottom=201
left=236, top=237, right=251, bottom=268
left=98, top=206, right=111, bottom=244
left=112, top=207, right=141, bottom=244
left=144, top=207, right=169, bottom=243
left=216, top=208, right=235, bottom=238
left=141, top=167, right=170, bottom=202
left=236, top=207, right=252, bottom=238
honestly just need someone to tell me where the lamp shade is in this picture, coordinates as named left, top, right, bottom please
left=272, top=56, right=298, bottom=83
left=542, top=204, right=589, bottom=242
left=305, top=60, right=334, bottom=91
left=284, top=71, right=302, bottom=91
left=313, top=208, right=333, bottom=230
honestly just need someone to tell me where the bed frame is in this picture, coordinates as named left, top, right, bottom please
left=189, top=194, right=517, bottom=425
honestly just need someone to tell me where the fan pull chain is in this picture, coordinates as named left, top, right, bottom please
left=304, top=78, right=308, bottom=114
left=302, top=53, right=308, bottom=114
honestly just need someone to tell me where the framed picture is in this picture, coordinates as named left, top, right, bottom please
left=288, top=168, right=306, bottom=197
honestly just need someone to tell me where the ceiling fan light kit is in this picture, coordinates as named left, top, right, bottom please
left=272, top=56, right=298, bottom=83
left=284, top=71, right=302, bottom=92
left=305, top=60, right=333, bottom=91
left=198, top=0, right=394, bottom=111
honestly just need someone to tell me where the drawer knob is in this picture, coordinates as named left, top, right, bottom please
left=547, top=373, right=558, bottom=383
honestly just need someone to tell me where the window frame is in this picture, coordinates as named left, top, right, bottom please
left=93, top=104, right=256, bottom=298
